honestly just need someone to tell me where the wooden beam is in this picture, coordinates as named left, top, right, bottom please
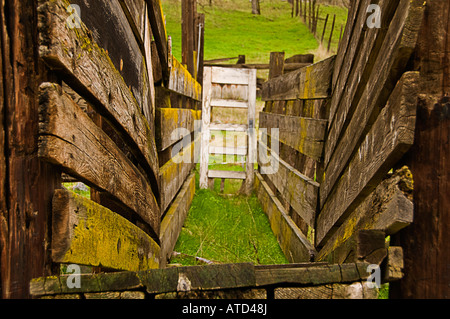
left=254, top=172, right=317, bottom=263
left=244, top=68, right=257, bottom=195
left=155, top=108, right=201, bottom=151
left=208, top=170, right=246, bottom=180
left=211, top=67, right=252, bottom=85
left=316, top=72, right=419, bottom=247
left=38, top=83, right=160, bottom=235
left=261, top=55, right=335, bottom=101
left=210, top=99, right=248, bottom=108
left=255, top=262, right=371, bottom=287
left=70, top=0, right=148, bottom=114
left=146, top=0, right=169, bottom=83
left=203, top=62, right=311, bottom=71
left=327, top=0, right=397, bottom=126
left=258, top=142, right=318, bottom=228
left=259, top=112, right=327, bottom=161
left=322, top=1, right=425, bottom=201
left=320, top=71, right=420, bottom=207
left=51, top=189, right=160, bottom=271
left=38, top=0, right=160, bottom=194
left=160, top=172, right=195, bottom=267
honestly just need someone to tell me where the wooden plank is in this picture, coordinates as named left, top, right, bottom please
left=254, top=172, right=317, bottom=263
left=327, top=0, right=396, bottom=127
left=316, top=72, right=419, bottom=247
left=209, top=146, right=247, bottom=156
left=146, top=0, right=169, bottom=83
left=210, top=99, right=248, bottom=108
left=209, top=123, right=248, bottom=132
left=160, top=137, right=197, bottom=213
left=119, top=0, right=146, bottom=45
left=321, top=1, right=425, bottom=202
left=70, top=0, right=147, bottom=114
left=331, top=0, right=362, bottom=90
left=155, top=108, right=201, bottom=151
left=168, top=56, right=202, bottom=101
left=255, top=262, right=370, bottom=287
left=38, top=83, right=160, bottom=235
left=199, top=67, right=212, bottom=189
left=258, top=142, right=319, bottom=228
left=208, top=170, right=246, bottom=180
left=259, top=112, right=327, bottom=161
left=317, top=166, right=414, bottom=262
left=38, top=0, right=160, bottom=194
left=30, top=271, right=143, bottom=297
left=51, top=189, right=160, bottom=271
left=261, top=55, right=335, bottom=101
left=140, top=263, right=256, bottom=294
left=159, top=173, right=195, bottom=267
left=211, top=67, right=251, bottom=85
left=204, top=62, right=311, bottom=71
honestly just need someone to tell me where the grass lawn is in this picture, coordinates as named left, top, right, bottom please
left=170, top=166, right=289, bottom=266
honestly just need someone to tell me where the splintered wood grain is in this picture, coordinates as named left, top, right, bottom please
left=38, top=83, right=160, bottom=235
left=37, top=0, right=160, bottom=192
left=51, top=189, right=160, bottom=271
left=316, top=72, right=419, bottom=247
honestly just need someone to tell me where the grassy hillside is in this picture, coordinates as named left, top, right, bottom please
left=162, top=0, right=347, bottom=64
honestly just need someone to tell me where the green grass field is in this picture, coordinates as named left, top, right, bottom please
left=162, top=0, right=347, bottom=64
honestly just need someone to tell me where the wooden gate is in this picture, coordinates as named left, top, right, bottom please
left=199, top=67, right=257, bottom=194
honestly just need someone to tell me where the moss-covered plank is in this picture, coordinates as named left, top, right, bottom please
left=261, top=55, right=335, bottom=101
left=159, top=137, right=198, bottom=213
left=51, top=189, right=160, bottom=271
left=156, top=108, right=201, bottom=151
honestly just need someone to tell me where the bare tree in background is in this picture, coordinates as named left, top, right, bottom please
left=252, top=0, right=261, bottom=15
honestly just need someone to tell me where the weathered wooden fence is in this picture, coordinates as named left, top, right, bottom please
left=0, top=0, right=201, bottom=298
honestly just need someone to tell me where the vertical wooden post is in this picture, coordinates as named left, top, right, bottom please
left=303, top=0, right=307, bottom=23
left=199, top=67, right=212, bottom=189
left=195, top=13, right=205, bottom=90
left=327, top=14, right=336, bottom=52
left=182, top=0, right=195, bottom=75
left=390, top=0, right=450, bottom=299
left=244, top=69, right=257, bottom=195
left=321, top=14, right=329, bottom=44
left=299, top=0, right=302, bottom=18
left=269, top=52, right=285, bottom=79
left=308, top=0, right=312, bottom=30
left=0, top=0, right=61, bottom=299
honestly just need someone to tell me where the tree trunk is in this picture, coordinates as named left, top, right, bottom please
left=252, top=0, right=260, bottom=15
